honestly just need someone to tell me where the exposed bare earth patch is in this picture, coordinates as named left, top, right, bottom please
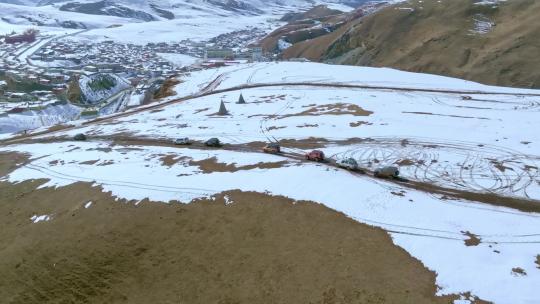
left=350, top=121, right=371, bottom=127
left=297, top=123, right=319, bottom=128
left=86, top=147, right=113, bottom=153
left=280, top=103, right=373, bottom=119
left=97, top=160, right=115, bottom=166
left=489, top=159, right=513, bottom=173
left=189, top=157, right=289, bottom=173
left=267, top=125, right=287, bottom=131
left=463, top=231, right=482, bottom=247
left=396, top=159, right=415, bottom=166
left=79, top=160, right=99, bottom=165
left=0, top=152, right=29, bottom=176
left=159, top=154, right=190, bottom=168
left=512, top=267, right=527, bottom=277
left=154, top=78, right=181, bottom=99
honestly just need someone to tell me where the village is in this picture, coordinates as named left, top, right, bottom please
left=0, top=28, right=267, bottom=123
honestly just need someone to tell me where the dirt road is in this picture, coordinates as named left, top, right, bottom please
left=11, top=134, right=540, bottom=214
left=4, top=77, right=540, bottom=146
left=2, top=74, right=540, bottom=213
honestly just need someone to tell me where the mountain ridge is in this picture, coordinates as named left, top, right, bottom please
left=273, top=0, right=540, bottom=89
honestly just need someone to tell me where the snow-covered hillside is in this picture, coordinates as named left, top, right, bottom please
left=0, top=103, right=81, bottom=134
left=2, top=62, right=540, bottom=303
left=0, top=2, right=137, bottom=29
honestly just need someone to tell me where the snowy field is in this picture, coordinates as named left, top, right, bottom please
left=0, top=103, right=81, bottom=134
left=72, top=16, right=281, bottom=44
left=2, top=62, right=540, bottom=303
left=0, top=3, right=134, bottom=32
left=50, top=63, right=540, bottom=200
left=1, top=139, right=539, bottom=304
left=173, top=62, right=540, bottom=94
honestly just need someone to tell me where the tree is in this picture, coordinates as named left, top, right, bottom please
left=217, top=100, right=229, bottom=115
left=237, top=93, right=246, bottom=104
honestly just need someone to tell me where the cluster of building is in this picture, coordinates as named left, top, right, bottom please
left=31, top=39, right=195, bottom=79
left=0, top=30, right=71, bottom=105
left=0, top=27, right=270, bottom=115
left=206, top=27, right=268, bottom=62
left=0, top=38, right=195, bottom=106
left=0, top=62, right=68, bottom=103
left=208, top=27, right=267, bottom=50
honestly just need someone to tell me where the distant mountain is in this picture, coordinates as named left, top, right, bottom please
left=0, top=0, right=386, bottom=44
left=0, top=0, right=365, bottom=30
left=0, top=0, right=366, bottom=10
left=0, top=0, right=37, bottom=5
left=59, top=0, right=157, bottom=21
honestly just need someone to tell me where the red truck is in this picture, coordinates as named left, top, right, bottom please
left=306, top=150, right=325, bottom=162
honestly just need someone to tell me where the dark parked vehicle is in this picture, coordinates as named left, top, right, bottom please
left=306, top=150, right=325, bottom=162
left=205, top=137, right=221, bottom=147
left=73, top=133, right=87, bottom=141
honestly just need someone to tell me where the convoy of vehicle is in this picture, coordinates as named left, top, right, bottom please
left=72, top=133, right=400, bottom=180
left=169, top=138, right=398, bottom=178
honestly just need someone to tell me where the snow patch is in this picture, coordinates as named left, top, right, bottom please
left=30, top=214, right=51, bottom=223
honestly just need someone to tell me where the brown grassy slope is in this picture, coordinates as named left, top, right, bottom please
left=282, top=17, right=360, bottom=60
left=153, top=78, right=180, bottom=99
left=66, top=77, right=82, bottom=102
left=0, top=152, right=460, bottom=304
left=284, top=0, right=540, bottom=88
left=280, top=4, right=343, bottom=22
left=259, top=5, right=347, bottom=52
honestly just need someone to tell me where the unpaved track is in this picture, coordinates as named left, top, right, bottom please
left=12, top=134, right=540, bottom=214
left=3, top=75, right=540, bottom=212
left=4, top=78, right=540, bottom=145
left=9, top=136, right=540, bottom=244
left=328, top=137, right=540, bottom=199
